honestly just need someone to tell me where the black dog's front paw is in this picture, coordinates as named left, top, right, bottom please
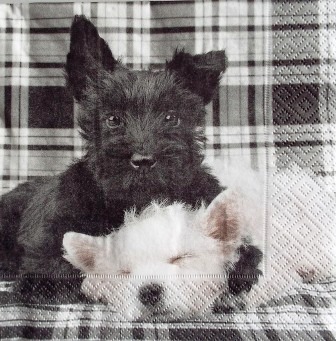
left=228, top=244, right=263, bottom=295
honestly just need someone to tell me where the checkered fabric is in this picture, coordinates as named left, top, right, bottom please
left=0, top=0, right=335, bottom=340
left=0, top=0, right=275, bottom=193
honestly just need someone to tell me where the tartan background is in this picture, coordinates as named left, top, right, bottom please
left=0, top=0, right=274, bottom=194
left=1, top=1, right=335, bottom=196
left=0, top=0, right=336, bottom=340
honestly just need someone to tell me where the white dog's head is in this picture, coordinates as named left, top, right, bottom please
left=63, top=189, right=251, bottom=321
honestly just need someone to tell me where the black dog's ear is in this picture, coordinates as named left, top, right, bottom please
left=65, top=15, right=120, bottom=101
left=166, top=50, right=228, bottom=104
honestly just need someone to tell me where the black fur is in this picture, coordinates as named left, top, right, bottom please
left=166, top=49, right=228, bottom=104
left=228, top=244, right=263, bottom=295
left=0, top=16, right=226, bottom=277
left=212, top=244, right=263, bottom=314
left=0, top=16, right=258, bottom=304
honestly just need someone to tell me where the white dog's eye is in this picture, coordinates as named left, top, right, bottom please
left=169, top=254, right=193, bottom=265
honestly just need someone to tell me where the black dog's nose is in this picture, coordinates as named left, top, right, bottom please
left=130, top=153, right=157, bottom=169
left=138, top=283, right=163, bottom=307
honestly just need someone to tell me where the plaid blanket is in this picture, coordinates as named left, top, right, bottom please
left=0, top=280, right=335, bottom=340
left=0, top=0, right=336, bottom=339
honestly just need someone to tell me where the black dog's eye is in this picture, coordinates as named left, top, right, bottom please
left=164, top=111, right=180, bottom=127
left=106, top=115, right=122, bottom=128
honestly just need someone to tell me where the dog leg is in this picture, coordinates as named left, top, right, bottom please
left=228, top=244, right=263, bottom=295
left=213, top=244, right=263, bottom=313
left=0, top=180, right=46, bottom=273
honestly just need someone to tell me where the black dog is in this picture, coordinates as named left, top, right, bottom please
left=0, top=16, right=261, bottom=301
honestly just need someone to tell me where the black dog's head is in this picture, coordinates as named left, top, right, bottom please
left=65, top=16, right=228, bottom=207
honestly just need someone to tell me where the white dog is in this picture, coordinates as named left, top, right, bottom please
left=62, top=163, right=336, bottom=321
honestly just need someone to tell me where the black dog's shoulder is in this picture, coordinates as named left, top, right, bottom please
left=57, top=160, right=104, bottom=215
left=0, top=178, right=48, bottom=270
left=0, top=180, right=42, bottom=226
left=18, top=161, right=106, bottom=244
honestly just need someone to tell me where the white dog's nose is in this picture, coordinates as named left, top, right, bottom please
left=138, top=283, right=163, bottom=307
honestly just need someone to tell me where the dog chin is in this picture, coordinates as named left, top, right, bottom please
left=100, top=163, right=186, bottom=201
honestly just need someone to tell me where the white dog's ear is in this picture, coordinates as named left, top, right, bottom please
left=202, top=189, right=241, bottom=254
left=62, top=232, right=102, bottom=272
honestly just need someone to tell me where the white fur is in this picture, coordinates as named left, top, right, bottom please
left=63, top=202, right=230, bottom=320
left=63, top=187, right=250, bottom=321
left=63, top=162, right=336, bottom=320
